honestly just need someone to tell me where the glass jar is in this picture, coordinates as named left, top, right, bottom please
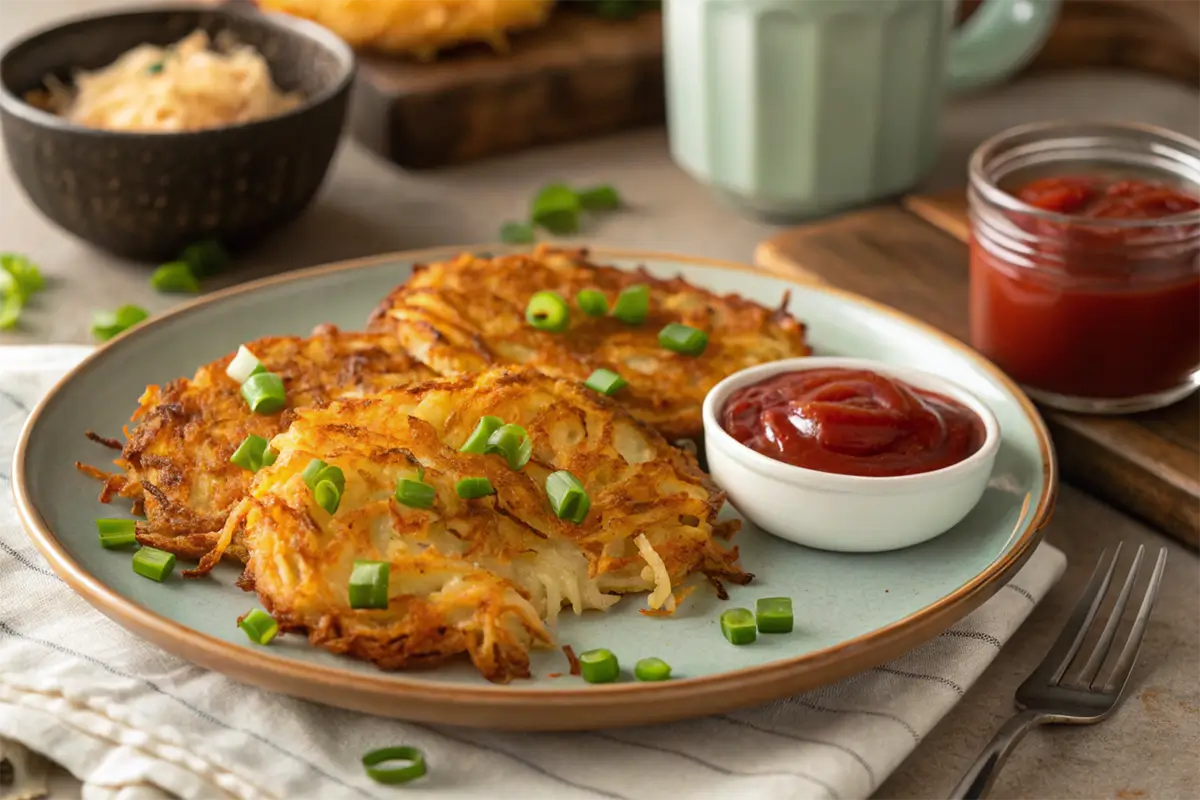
left=968, top=122, right=1200, bottom=414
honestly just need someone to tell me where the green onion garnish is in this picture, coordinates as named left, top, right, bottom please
left=180, top=239, right=229, bottom=277
left=0, top=292, right=21, bottom=331
left=531, top=182, right=582, bottom=235
left=132, top=547, right=175, bottom=582
left=578, top=185, right=622, bottom=211
left=486, top=423, right=532, bottom=470
left=576, top=289, right=608, bottom=317
left=302, top=459, right=345, bottom=496
left=146, top=61, right=164, bottom=75
left=240, top=371, right=286, bottom=414
left=584, top=368, right=627, bottom=396
left=500, top=221, right=535, bottom=244
left=1, top=252, right=46, bottom=299
left=150, top=261, right=201, bottom=294
left=96, top=518, right=137, bottom=549
left=755, top=596, right=794, bottom=634
left=91, top=305, right=149, bottom=342
left=362, top=746, right=427, bottom=785
left=314, top=479, right=342, bottom=515
left=611, top=284, right=649, bottom=325
left=546, top=470, right=589, bottom=524
left=579, top=648, right=619, bottom=683
left=239, top=608, right=278, bottom=645
left=230, top=434, right=275, bottom=472
left=658, top=323, right=708, bottom=356
left=720, top=607, right=757, bottom=645
left=395, top=478, right=435, bottom=509
left=225, top=345, right=263, bottom=383
left=301, top=458, right=328, bottom=488
left=525, top=290, right=570, bottom=332
left=634, top=657, right=672, bottom=682
left=456, top=477, right=495, bottom=499
left=349, top=560, right=390, bottom=609
left=461, top=416, right=504, bottom=454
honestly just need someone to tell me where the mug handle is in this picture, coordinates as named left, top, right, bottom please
left=947, top=0, right=1061, bottom=93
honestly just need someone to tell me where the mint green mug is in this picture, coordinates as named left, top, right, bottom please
left=665, top=0, right=1061, bottom=221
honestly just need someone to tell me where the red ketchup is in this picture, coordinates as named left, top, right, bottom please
left=720, top=368, right=986, bottom=477
left=969, top=175, right=1200, bottom=400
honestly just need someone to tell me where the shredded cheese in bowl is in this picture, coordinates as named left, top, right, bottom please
left=31, top=30, right=303, bottom=132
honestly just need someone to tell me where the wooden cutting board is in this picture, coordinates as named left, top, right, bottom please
left=756, top=194, right=1200, bottom=550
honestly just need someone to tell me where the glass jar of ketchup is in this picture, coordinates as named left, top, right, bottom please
left=968, top=122, right=1200, bottom=414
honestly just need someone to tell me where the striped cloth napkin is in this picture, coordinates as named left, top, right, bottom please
left=0, top=345, right=1066, bottom=800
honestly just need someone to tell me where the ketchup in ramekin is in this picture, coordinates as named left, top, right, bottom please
left=720, top=367, right=986, bottom=477
left=968, top=122, right=1200, bottom=414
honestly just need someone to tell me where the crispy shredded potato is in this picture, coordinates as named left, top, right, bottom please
left=258, top=0, right=555, bottom=60
left=368, top=245, right=811, bottom=441
left=222, top=368, right=749, bottom=682
left=77, top=326, right=435, bottom=563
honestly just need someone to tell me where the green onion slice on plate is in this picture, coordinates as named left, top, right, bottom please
left=461, top=416, right=504, bottom=454
left=634, top=657, right=672, bottom=682
left=525, top=290, right=570, bottom=332
left=756, top=596, right=794, bottom=633
left=96, top=518, right=137, bottom=549
left=658, top=323, right=708, bottom=356
left=576, top=289, right=608, bottom=317
left=240, top=371, right=286, bottom=415
left=546, top=470, right=589, bottom=524
left=132, top=547, right=175, bottom=582
left=239, top=608, right=279, bottom=645
left=349, top=560, right=390, bottom=609
left=584, top=368, right=626, bottom=396
left=579, top=648, right=619, bottom=683
left=395, top=478, right=435, bottom=509
left=486, top=423, right=532, bottom=470
left=225, top=345, right=263, bottom=383
left=456, top=477, right=495, bottom=499
left=720, top=607, right=757, bottom=645
left=611, top=284, right=649, bottom=325
left=230, top=434, right=274, bottom=472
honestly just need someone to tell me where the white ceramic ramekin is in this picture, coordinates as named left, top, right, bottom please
left=702, top=357, right=1001, bottom=552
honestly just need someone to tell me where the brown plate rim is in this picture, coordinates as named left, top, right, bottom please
left=11, top=245, right=1058, bottom=729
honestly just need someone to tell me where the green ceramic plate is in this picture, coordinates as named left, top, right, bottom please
left=13, top=247, right=1055, bottom=731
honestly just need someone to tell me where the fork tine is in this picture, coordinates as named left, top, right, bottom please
left=1099, top=547, right=1167, bottom=693
left=1077, top=544, right=1145, bottom=686
left=1034, top=544, right=1121, bottom=686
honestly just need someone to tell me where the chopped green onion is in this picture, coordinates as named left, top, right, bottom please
left=500, top=220, right=535, bottom=244
left=395, top=478, right=435, bottom=509
left=546, top=470, right=589, bottom=524
left=240, top=371, right=286, bottom=414
left=398, top=463, right=425, bottom=483
left=91, top=305, right=149, bottom=342
left=634, top=657, right=672, bottom=682
left=132, top=547, right=175, bottom=582
left=461, top=416, right=504, bottom=454
left=576, top=289, right=608, bottom=317
left=525, top=290, right=570, bottom=332
left=0, top=292, right=21, bottom=331
left=230, top=434, right=274, bottom=472
left=362, top=746, right=427, bottom=785
left=578, top=185, right=622, bottom=210
left=314, top=479, right=341, bottom=515
left=225, top=345, right=263, bottom=383
left=146, top=61, right=164, bottom=75
left=1, top=252, right=46, bottom=300
left=584, top=368, right=627, bottom=396
left=301, top=458, right=329, bottom=489
left=720, top=607, right=757, bottom=645
left=486, top=423, right=533, bottom=470
left=579, top=648, right=619, bottom=683
left=96, top=518, right=137, bottom=549
left=150, top=261, right=201, bottom=294
left=611, top=284, right=649, bottom=325
left=531, top=183, right=581, bottom=235
left=658, top=323, right=708, bottom=356
left=349, top=560, right=390, bottom=609
left=456, top=477, right=495, bottom=499
left=756, top=596, right=794, bottom=634
left=179, top=239, right=229, bottom=277
left=239, top=608, right=278, bottom=645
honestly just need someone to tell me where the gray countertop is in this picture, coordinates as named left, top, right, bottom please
left=3, top=2, right=1199, bottom=798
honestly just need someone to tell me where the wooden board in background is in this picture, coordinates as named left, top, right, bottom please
left=756, top=200, right=1200, bottom=550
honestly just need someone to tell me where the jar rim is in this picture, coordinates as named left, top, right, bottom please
left=969, top=121, right=1200, bottom=230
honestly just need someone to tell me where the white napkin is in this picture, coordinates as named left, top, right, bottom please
left=0, top=345, right=1067, bottom=800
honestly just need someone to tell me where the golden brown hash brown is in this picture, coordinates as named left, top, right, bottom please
left=366, top=245, right=811, bottom=441
left=206, top=368, right=749, bottom=682
left=77, top=326, right=436, bottom=565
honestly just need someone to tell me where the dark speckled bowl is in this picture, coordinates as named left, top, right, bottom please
left=0, top=4, right=354, bottom=261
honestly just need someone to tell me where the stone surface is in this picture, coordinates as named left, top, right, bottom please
left=2, top=2, right=1198, bottom=798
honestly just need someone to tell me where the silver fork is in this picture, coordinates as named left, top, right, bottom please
left=949, top=543, right=1168, bottom=799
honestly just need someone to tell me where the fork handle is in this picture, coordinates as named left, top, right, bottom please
left=948, top=709, right=1046, bottom=799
